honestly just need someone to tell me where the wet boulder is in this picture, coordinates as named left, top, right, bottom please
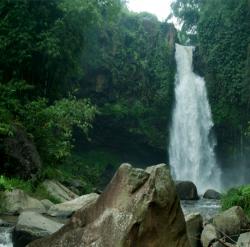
left=42, top=180, right=78, bottom=203
left=176, top=181, right=199, bottom=200
left=1, top=189, right=45, bottom=215
left=203, top=189, right=221, bottom=200
left=27, top=163, right=190, bottom=247
left=213, top=206, right=249, bottom=236
left=13, top=211, right=63, bottom=247
left=47, top=193, right=99, bottom=218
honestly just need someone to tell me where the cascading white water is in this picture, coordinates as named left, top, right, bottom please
left=0, top=227, right=13, bottom=247
left=169, top=44, right=221, bottom=193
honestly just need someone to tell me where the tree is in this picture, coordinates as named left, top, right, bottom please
left=0, top=0, right=121, bottom=100
left=171, top=0, right=204, bottom=33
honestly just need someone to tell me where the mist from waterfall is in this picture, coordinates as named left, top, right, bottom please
left=169, top=44, right=221, bottom=193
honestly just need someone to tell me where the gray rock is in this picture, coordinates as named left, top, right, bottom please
left=176, top=181, right=199, bottom=200
left=213, top=206, right=249, bottom=236
left=66, top=179, right=86, bottom=193
left=237, top=232, right=250, bottom=247
left=203, top=189, right=221, bottom=200
left=27, top=163, right=190, bottom=247
left=185, top=213, right=203, bottom=247
left=47, top=193, right=99, bottom=218
left=13, top=211, right=63, bottom=247
left=40, top=199, right=54, bottom=211
left=2, top=126, right=41, bottom=179
left=42, top=180, right=78, bottom=203
left=0, top=219, right=12, bottom=227
left=1, top=189, right=46, bottom=215
left=201, top=224, right=221, bottom=247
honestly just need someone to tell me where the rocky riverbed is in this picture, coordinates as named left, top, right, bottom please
left=0, top=198, right=221, bottom=247
left=1, top=164, right=250, bottom=247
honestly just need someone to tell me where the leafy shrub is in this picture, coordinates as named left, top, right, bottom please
left=23, top=97, right=97, bottom=165
left=0, top=175, right=33, bottom=192
left=63, top=150, right=122, bottom=189
left=221, top=185, right=250, bottom=217
left=40, top=167, right=67, bottom=182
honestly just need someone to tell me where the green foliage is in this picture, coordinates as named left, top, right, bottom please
left=221, top=185, right=250, bottom=217
left=82, top=11, right=176, bottom=150
left=40, top=167, right=67, bottom=181
left=0, top=175, right=33, bottom=192
left=0, top=0, right=121, bottom=99
left=0, top=79, right=97, bottom=167
left=0, top=175, right=60, bottom=203
left=171, top=0, right=204, bottom=33
left=197, top=0, right=250, bottom=159
left=23, top=97, right=97, bottom=164
left=63, top=150, right=122, bottom=188
left=0, top=0, right=175, bottom=184
left=172, top=0, right=250, bottom=167
left=0, top=80, right=32, bottom=136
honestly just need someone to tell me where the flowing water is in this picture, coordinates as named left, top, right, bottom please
left=169, top=44, right=221, bottom=193
left=181, top=199, right=221, bottom=221
left=0, top=227, right=13, bottom=247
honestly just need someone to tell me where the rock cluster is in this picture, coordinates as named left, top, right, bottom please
left=200, top=206, right=250, bottom=247
left=27, top=164, right=190, bottom=247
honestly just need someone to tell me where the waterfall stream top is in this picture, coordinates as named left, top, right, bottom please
left=169, top=44, right=221, bottom=193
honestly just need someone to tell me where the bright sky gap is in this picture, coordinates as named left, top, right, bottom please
left=126, top=0, right=174, bottom=21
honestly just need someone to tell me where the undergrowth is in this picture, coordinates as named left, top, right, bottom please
left=0, top=175, right=59, bottom=204
left=221, top=185, right=250, bottom=218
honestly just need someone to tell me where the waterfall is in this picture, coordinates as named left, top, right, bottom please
left=0, top=227, right=13, bottom=247
left=169, top=44, right=221, bottom=193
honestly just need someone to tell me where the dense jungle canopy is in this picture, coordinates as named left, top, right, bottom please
left=0, top=0, right=249, bottom=190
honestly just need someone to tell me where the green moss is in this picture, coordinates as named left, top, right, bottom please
left=221, top=185, right=250, bottom=217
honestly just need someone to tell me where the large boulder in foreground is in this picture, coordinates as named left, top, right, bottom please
left=213, top=206, right=249, bottom=236
left=1, top=189, right=45, bottom=215
left=27, top=163, right=190, bottom=247
left=47, top=193, right=99, bottom=218
left=203, top=189, right=221, bottom=200
left=13, top=211, right=63, bottom=247
left=42, top=180, right=78, bottom=203
left=176, top=181, right=199, bottom=200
